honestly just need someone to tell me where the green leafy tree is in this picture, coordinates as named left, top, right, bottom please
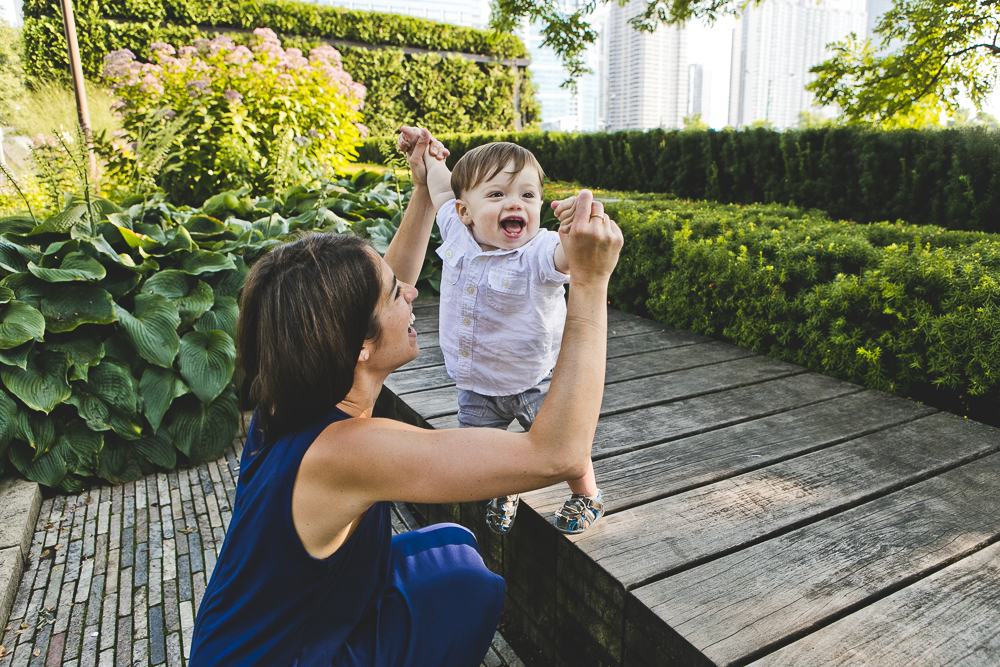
left=683, top=114, right=709, bottom=131
left=809, top=0, right=1000, bottom=126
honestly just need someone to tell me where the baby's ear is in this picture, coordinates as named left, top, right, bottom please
left=454, top=199, right=474, bottom=227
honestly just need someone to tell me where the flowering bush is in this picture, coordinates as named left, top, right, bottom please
left=102, top=29, right=367, bottom=205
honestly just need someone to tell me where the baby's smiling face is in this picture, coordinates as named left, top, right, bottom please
left=455, top=161, right=544, bottom=252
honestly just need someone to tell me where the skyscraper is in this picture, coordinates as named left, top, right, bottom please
left=688, top=63, right=711, bottom=120
left=602, top=2, right=688, bottom=131
left=727, top=0, right=867, bottom=128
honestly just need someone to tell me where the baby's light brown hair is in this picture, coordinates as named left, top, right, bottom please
left=450, top=142, right=545, bottom=198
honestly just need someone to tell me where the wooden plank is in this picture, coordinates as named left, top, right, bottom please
left=523, top=390, right=933, bottom=517
left=605, top=329, right=709, bottom=356
left=568, top=412, right=1000, bottom=593
left=388, top=340, right=749, bottom=398
left=412, top=295, right=439, bottom=310
left=598, top=355, right=804, bottom=416
left=627, top=452, right=1000, bottom=666
left=405, top=354, right=802, bottom=423
left=427, top=371, right=859, bottom=435
left=746, top=538, right=1000, bottom=667
left=412, top=307, right=439, bottom=334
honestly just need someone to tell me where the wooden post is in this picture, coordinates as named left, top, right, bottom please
left=513, top=65, right=522, bottom=131
left=60, top=0, right=98, bottom=177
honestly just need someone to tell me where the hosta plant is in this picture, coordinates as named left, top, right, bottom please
left=0, top=169, right=411, bottom=490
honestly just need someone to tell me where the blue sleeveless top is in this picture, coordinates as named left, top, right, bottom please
left=189, top=407, right=391, bottom=666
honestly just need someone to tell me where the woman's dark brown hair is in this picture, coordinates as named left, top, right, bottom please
left=237, top=234, right=382, bottom=442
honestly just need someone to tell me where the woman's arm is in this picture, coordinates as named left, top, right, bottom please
left=382, top=127, right=449, bottom=286
left=300, top=191, right=622, bottom=525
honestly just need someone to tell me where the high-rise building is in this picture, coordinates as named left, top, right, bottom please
left=727, top=0, right=867, bottom=128
left=307, top=0, right=491, bottom=29
left=522, top=12, right=602, bottom=132
left=602, top=2, right=688, bottom=131
left=687, top=64, right=711, bottom=121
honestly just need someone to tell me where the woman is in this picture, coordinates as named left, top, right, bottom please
left=188, top=128, right=623, bottom=666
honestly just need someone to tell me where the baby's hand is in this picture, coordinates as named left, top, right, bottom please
left=551, top=190, right=591, bottom=226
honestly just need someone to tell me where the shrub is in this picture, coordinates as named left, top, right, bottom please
left=100, top=29, right=366, bottom=206
left=0, top=166, right=410, bottom=489
left=604, top=196, right=1000, bottom=425
left=360, top=127, right=1000, bottom=234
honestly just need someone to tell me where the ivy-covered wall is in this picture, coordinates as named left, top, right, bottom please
left=21, top=0, right=537, bottom=135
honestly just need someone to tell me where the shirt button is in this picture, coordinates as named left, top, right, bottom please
left=462, top=318, right=471, bottom=326
left=460, top=350, right=469, bottom=358
left=502, top=279, right=510, bottom=288
left=445, top=250, right=453, bottom=258
left=466, top=286, right=475, bottom=295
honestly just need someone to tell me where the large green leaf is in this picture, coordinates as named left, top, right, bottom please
left=168, top=390, right=239, bottom=464
left=3, top=274, right=117, bottom=332
left=13, top=406, right=56, bottom=452
left=143, top=271, right=214, bottom=326
left=46, top=334, right=104, bottom=382
left=0, top=341, right=32, bottom=369
left=114, top=294, right=181, bottom=368
left=0, top=301, right=45, bottom=349
left=57, top=419, right=103, bottom=475
left=133, top=429, right=176, bottom=469
left=0, top=286, right=14, bottom=303
left=206, top=255, right=248, bottom=297
left=175, top=250, right=236, bottom=276
left=194, top=295, right=238, bottom=338
left=161, top=226, right=195, bottom=254
left=0, top=236, right=41, bottom=273
left=184, top=215, right=227, bottom=237
left=9, top=440, right=67, bottom=487
left=28, top=252, right=107, bottom=282
left=42, top=283, right=117, bottom=333
left=0, top=350, right=72, bottom=412
left=96, top=435, right=143, bottom=484
left=140, top=365, right=189, bottom=431
left=0, top=390, right=16, bottom=450
left=116, top=226, right=162, bottom=251
left=178, top=330, right=235, bottom=403
left=97, top=266, right=141, bottom=299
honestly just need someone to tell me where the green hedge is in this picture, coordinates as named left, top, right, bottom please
left=602, top=196, right=1000, bottom=426
left=22, top=0, right=535, bottom=136
left=360, top=127, right=1000, bottom=234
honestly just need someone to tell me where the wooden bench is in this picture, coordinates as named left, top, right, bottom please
left=374, top=297, right=1000, bottom=667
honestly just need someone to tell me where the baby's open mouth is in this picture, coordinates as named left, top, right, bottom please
left=501, top=216, right=526, bottom=238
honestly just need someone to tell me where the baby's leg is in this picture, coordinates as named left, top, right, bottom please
left=566, top=458, right=599, bottom=498
left=457, top=389, right=514, bottom=430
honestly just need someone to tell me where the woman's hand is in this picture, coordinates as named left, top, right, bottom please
left=397, top=126, right=449, bottom=189
left=552, top=190, right=623, bottom=286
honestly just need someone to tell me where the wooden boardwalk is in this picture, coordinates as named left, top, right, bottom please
left=375, top=297, right=1000, bottom=667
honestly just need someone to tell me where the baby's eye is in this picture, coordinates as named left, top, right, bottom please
left=523, top=191, right=536, bottom=199
left=487, top=191, right=503, bottom=198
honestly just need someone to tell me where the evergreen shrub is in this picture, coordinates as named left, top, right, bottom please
left=603, top=196, right=1000, bottom=425
left=360, top=127, right=1000, bottom=233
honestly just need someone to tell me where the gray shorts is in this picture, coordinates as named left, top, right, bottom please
left=457, top=381, right=550, bottom=431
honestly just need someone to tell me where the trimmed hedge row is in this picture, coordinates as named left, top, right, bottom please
left=601, top=196, right=1000, bottom=426
left=22, top=0, right=535, bottom=136
left=360, top=127, right=1000, bottom=233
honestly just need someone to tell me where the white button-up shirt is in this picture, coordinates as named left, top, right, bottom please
left=435, top=199, right=570, bottom=396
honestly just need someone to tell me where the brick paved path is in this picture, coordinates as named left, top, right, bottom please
left=0, top=441, right=523, bottom=667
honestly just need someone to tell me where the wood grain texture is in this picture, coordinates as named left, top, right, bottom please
left=523, top=390, right=933, bottom=517
left=747, top=538, right=1000, bottom=667
left=630, top=452, right=1000, bottom=666
left=566, top=412, right=1000, bottom=591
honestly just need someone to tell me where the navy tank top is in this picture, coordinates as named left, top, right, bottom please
left=189, top=407, right=391, bottom=666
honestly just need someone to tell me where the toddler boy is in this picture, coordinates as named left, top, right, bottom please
left=423, top=141, right=603, bottom=535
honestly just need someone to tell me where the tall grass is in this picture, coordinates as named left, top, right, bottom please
left=8, top=80, right=121, bottom=138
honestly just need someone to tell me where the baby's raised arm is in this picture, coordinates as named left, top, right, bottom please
left=424, top=143, right=455, bottom=212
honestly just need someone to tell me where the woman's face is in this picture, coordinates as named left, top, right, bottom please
left=367, top=252, right=420, bottom=372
